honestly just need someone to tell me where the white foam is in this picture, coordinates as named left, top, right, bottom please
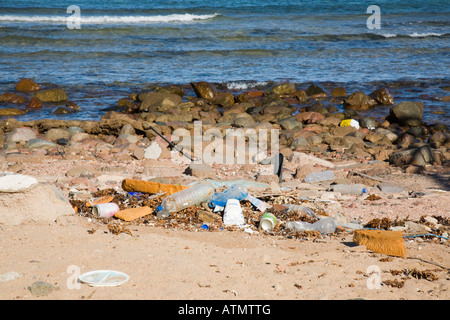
left=409, top=32, right=442, bottom=37
left=380, top=33, right=397, bottom=38
left=226, top=81, right=269, bottom=90
left=0, top=13, right=220, bottom=24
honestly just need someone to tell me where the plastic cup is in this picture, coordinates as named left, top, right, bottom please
left=260, top=212, right=277, bottom=231
left=92, top=203, right=120, bottom=218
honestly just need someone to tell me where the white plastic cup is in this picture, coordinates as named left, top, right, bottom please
left=223, top=199, right=245, bottom=226
left=260, top=212, right=277, bottom=231
left=92, top=203, right=119, bottom=218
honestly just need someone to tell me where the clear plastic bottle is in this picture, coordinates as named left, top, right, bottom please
left=209, top=184, right=248, bottom=208
left=285, top=217, right=337, bottom=234
left=159, top=181, right=215, bottom=214
left=285, top=204, right=317, bottom=218
left=332, top=184, right=367, bottom=195
left=304, top=170, right=335, bottom=183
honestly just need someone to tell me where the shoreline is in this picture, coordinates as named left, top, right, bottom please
left=0, top=78, right=449, bottom=300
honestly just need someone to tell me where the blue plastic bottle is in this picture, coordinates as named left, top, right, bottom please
left=209, top=184, right=248, bottom=208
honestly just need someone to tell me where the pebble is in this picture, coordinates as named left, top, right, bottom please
left=28, top=281, right=59, bottom=297
left=0, top=271, right=22, bottom=282
left=0, top=174, right=38, bottom=192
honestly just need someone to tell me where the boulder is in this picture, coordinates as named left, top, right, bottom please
left=138, top=92, right=182, bottom=113
left=26, top=97, right=42, bottom=109
left=0, top=174, right=38, bottom=193
left=45, top=128, right=70, bottom=141
left=190, top=81, right=216, bottom=100
left=34, top=88, right=68, bottom=102
left=0, top=108, right=27, bottom=117
left=330, top=87, right=347, bottom=97
left=271, top=82, right=296, bottom=96
left=343, top=92, right=377, bottom=110
left=0, top=183, right=74, bottom=226
left=24, top=138, right=58, bottom=149
left=278, top=117, right=303, bottom=131
left=369, top=88, right=395, bottom=105
left=6, top=127, right=37, bottom=143
left=0, top=92, right=27, bottom=104
left=15, top=78, right=41, bottom=92
left=388, top=101, right=423, bottom=127
left=306, top=84, right=328, bottom=99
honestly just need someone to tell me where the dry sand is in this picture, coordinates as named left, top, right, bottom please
left=0, top=156, right=449, bottom=301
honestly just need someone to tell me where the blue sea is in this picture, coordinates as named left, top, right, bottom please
left=0, top=0, right=449, bottom=123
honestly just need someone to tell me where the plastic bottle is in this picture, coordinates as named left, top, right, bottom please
left=246, top=194, right=269, bottom=212
left=223, top=199, right=245, bottom=226
left=285, top=204, right=317, bottom=218
left=331, top=184, right=367, bottom=195
left=159, top=181, right=214, bottom=214
left=304, top=170, right=335, bottom=183
left=209, top=184, right=248, bottom=208
left=285, top=217, right=337, bottom=234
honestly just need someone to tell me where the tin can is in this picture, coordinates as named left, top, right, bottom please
left=260, top=212, right=277, bottom=231
left=92, top=203, right=120, bottom=218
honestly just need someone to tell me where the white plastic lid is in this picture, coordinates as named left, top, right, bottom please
left=78, top=270, right=129, bottom=287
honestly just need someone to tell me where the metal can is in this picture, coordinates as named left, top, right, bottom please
left=260, top=212, right=277, bottom=231
left=92, top=203, right=120, bottom=218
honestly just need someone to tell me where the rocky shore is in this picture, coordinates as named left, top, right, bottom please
left=0, top=78, right=449, bottom=300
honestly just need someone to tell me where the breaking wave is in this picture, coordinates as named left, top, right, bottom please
left=0, top=13, right=220, bottom=24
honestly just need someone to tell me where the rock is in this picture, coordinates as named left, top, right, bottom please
left=138, top=92, right=182, bottom=113
left=212, top=92, right=235, bottom=107
left=6, top=127, right=37, bottom=143
left=144, top=141, right=162, bottom=159
left=0, top=271, right=22, bottom=282
left=389, top=145, right=434, bottom=166
left=34, top=88, right=68, bottom=102
left=0, top=174, right=38, bottom=192
left=66, top=165, right=99, bottom=178
left=15, top=78, right=41, bottom=92
left=271, top=82, right=296, bottom=96
left=53, top=106, right=71, bottom=114
left=186, top=163, right=216, bottom=179
left=28, top=281, right=59, bottom=297
left=410, top=145, right=434, bottom=166
left=343, top=92, right=377, bottom=110
left=190, top=81, right=216, bottom=100
left=369, top=88, right=395, bottom=105
left=0, top=184, right=74, bottom=225
left=294, top=111, right=325, bottom=124
left=279, top=117, right=303, bottom=131
left=45, top=128, right=70, bottom=141
left=306, top=84, right=328, bottom=99
left=24, top=138, right=58, bottom=149
left=374, top=128, right=398, bottom=143
left=0, top=108, right=27, bottom=116
left=290, top=136, right=308, bottom=149
left=26, top=96, right=42, bottom=109
left=330, top=87, right=347, bottom=97
left=388, top=101, right=423, bottom=126
left=0, top=92, right=27, bottom=104
left=429, top=131, right=449, bottom=148
left=288, top=151, right=335, bottom=168
left=360, top=117, right=376, bottom=130
left=70, top=132, right=90, bottom=142
left=294, top=164, right=322, bottom=180
left=404, top=221, right=431, bottom=234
